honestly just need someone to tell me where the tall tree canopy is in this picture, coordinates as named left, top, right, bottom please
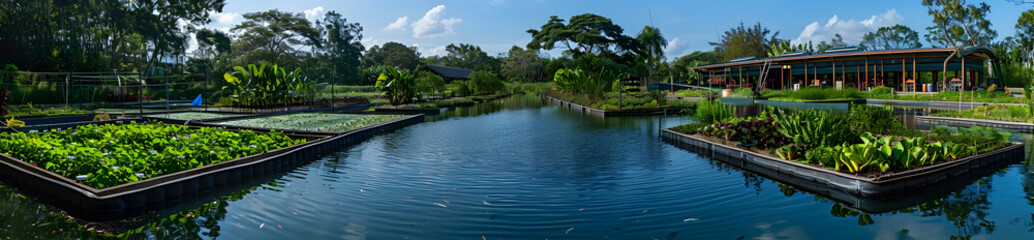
left=425, top=43, right=501, bottom=73
left=636, top=26, right=667, bottom=84
left=362, top=42, right=421, bottom=71
left=1015, top=9, right=1034, bottom=64
left=671, top=51, right=719, bottom=84
left=317, top=11, right=365, bottom=84
left=526, top=14, right=642, bottom=59
left=501, top=46, right=544, bottom=82
left=230, top=10, right=321, bottom=66
left=860, top=25, right=923, bottom=51
left=195, top=28, right=232, bottom=58
left=0, top=0, right=225, bottom=71
left=708, top=22, right=782, bottom=62
left=922, top=0, right=997, bottom=48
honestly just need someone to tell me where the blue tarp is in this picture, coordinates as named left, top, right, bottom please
left=191, top=94, right=203, bottom=106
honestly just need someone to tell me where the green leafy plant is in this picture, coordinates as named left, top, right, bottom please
left=375, top=66, right=418, bottom=105
left=0, top=123, right=305, bottom=188
left=222, top=63, right=315, bottom=107
left=553, top=68, right=618, bottom=94
left=695, top=100, right=735, bottom=124
left=772, top=109, right=858, bottom=150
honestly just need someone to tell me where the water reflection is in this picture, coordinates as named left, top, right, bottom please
left=4, top=95, right=1034, bottom=239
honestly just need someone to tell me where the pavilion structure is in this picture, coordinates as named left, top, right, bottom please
left=690, top=46, right=1000, bottom=92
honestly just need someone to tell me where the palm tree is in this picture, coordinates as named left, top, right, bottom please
left=637, top=26, right=667, bottom=86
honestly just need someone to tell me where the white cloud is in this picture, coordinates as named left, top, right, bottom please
left=361, top=37, right=379, bottom=48
left=792, top=9, right=904, bottom=46
left=423, top=45, right=449, bottom=57
left=490, top=0, right=504, bottom=5
left=209, top=11, right=239, bottom=25
left=663, top=37, right=684, bottom=59
left=385, top=16, right=408, bottom=30
left=412, top=5, right=462, bottom=38
left=303, top=6, right=325, bottom=23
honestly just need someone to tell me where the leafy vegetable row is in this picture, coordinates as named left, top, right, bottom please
left=0, top=123, right=306, bottom=188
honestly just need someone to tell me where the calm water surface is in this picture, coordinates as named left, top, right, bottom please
left=3, top=94, right=1034, bottom=239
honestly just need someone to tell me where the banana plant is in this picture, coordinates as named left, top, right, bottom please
left=223, top=63, right=313, bottom=107
left=375, top=66, right=417, bottom=105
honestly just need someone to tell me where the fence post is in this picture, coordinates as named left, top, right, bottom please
left=166, top=75, right=170, bottom=114
left=204, top=73, right=209, bottom=112
left=138, top=72, right=143, bottom=116
left=65, top=74, right=69, bottom=107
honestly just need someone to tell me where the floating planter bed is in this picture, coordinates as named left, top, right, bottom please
left=205, top=112, right=412, bottom=135
left=142, top=111, right=250, bottom=124
left=4, top=114, right=98, bottom=126
left=542, top=95, right=675, bottom=116
left=661, top=129, right=1024, bottom=212
left=916, top=115, right=1034, bottom=133
left=0, top=113, right=423, bottom=220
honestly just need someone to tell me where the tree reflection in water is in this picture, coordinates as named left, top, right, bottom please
left=773, top=172, right=996, bottom=239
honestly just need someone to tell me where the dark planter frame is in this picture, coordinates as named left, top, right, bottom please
left=661, top=128, right=1025, bottom=213
left=0, top=114, right=423, bottom=220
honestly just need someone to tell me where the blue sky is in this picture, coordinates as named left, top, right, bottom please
left=202, top=0, right=1031, bottom=60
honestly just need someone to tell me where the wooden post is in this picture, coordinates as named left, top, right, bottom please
left=912, top=54, right=917, bottom=91
left=865, top=57, right=869, bottom=90
left=805, top=63, right=808, bottom=87
left=832, top=59, right=837, bottom=89
left=961, top=57, right=966, bottom=89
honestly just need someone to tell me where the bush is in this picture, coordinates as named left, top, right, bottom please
left=772, top=109, right=859, bottom=150
left=416, top=71, right=445, bottom=95
left=764, top=88, right=864, bottom=101
left=670, top=122, right=709, bottom=135
left=848, top=105, right=905, bottom=134
left=695, top=100, right=735, bottom=124
left=449, top=80, right=473, bottom=96
left=867, top=86, right=894, bottom=98
left=469, top=71, right=504, bottom=95
left=553, top=68, right=618, bottom=94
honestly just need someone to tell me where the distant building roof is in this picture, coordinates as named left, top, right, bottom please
left=423, top=65, right=474, bottom=80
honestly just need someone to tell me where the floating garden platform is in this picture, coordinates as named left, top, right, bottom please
left=0, top=113, right=423, bottom=220
left=661, top=129, right=1024, bottom=213
left=543, top=95, right=677, bottom=116
left=916, top=115, right=1034, bottom=133
left=200, top=112, right=411, bottom=136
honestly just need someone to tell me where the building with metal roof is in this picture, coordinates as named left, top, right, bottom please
left=422, top=65, right=475, bottom=82
left=691, top=46, right=1001, bottom=92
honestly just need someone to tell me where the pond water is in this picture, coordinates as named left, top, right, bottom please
left=3, top=94, right=1034, bottom=239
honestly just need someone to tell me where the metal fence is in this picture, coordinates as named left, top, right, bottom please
left=0, top=71, right=211, bottom=116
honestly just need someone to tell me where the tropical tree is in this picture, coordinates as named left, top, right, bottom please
left=195, top=28, right=232, bottom=58
left=709, top=22, right=782, bottom=62
left=922, top=0, right=997, bottom=88
left=671, top=51, right=719, bottom=84
left=362, top=42, right=421, bottom=71
left=922, top=0, right=997, bottom=48
left=230, top=10, right=321, bottom=66
left=637, top=26, right=667, bottom=85
left=501, top=46, right=544, bottom=82
left=222, top=63, right=314, bottom=106
left=317, top=11, right=365, bottom=84
left=375, top=66, right=417, bottom=105
left=768, top=41, right=813, bottom=57
left=526, top=14, right=643, bottom=59
left=860, top=25, right=923, bottom=51
left=1016, top=9, right=1034, bottom=64
left=815, top=34, right=848, bottom=53
left=425, top=43, right=501, bottom=73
